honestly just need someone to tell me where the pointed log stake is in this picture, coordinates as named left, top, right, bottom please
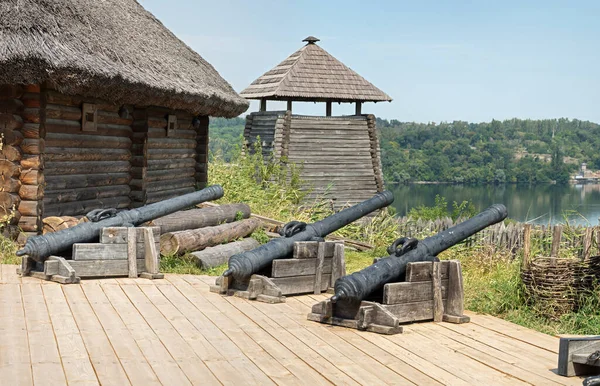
left=522, top=224, right=531, bottom=270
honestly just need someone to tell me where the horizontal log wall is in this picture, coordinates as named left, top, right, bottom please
left=195, top=115, right=209, bottom=189
left=42, top=88, right=132, bottom=217
left=243, top=111, right=287, bottom=159
left=285, top=115, right=379, bottom=209
left=130, top=108, right=197, bottom=206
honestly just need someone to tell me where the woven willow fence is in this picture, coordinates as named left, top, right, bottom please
left=397, top=217, right=600, bottom=316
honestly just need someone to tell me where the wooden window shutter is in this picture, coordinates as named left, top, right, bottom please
left=167, top=115, right=177, bottom=137
left=82, top=103, right=98, bottom=131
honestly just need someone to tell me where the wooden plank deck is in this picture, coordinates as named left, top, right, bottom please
left=0, top=265, right=584, bottom=385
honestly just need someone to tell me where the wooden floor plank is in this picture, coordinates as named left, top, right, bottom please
left=118, top=283, right=221, bottom=385
left=224, top=294, right=362, bottom=386
left=41, top=284, right=99, bottom=386
left=81, top=283, right=161, bottom=385
left=411, top=323, right=538, bottom=385
left=442, top=319, right=557, bottom=363
left=2, top=264, right=20, bottom=283
left=182, top=277, right=333, bottom=386
left=290, top=296, right=465, bottom=386
left=21, top=283, right=67, bottom=386
left=62, top=285, right=131, bottom=386
left=101, top=283, right=193, bottom=386
left=467, top=311, right=559, bottom=353
left=138, top=283, right=250, bottom=385
left=0, top=283, right=33, bottom=385
left=166, top=275, right=292, bottom=385
left=418, top=322, right=575, bottom=386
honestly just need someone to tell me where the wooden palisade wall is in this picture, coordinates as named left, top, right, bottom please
left=1, top=83, right=210, bottom=235
left=244, top=111, right=385, bottom=209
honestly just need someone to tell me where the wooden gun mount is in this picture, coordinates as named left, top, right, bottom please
left=210, top=241, right=346, bottom=303
left=18, top=227, right=163, bottom=284
left=558, top=336, right=600, bottom=378
left=308, top=260, right=469, bottom=334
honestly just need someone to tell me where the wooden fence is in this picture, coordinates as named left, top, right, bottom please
left=396, top=217, right=600, bottom=260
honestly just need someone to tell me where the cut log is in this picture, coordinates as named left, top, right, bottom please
left=45, top=147, right=130, bottom=162
left=0, top=127, right=23, bottom=146
left=42, top=216, right=86, bottom=234
left=19, top=169, right=44, bottom=185
left=145, top=203, right=251, bottom=233
left=43, top=196, right=130, bottom=217
left=20, top=155, right=43, bottom=170
left=44, top=160, right=130, bottom=175
left=44, top=185, right=130, bottom=204
left=1, top=145, right=22, bottom=162
left=0, top=99, right=24, bottom=113
left=44, top=173, right=130, bottom=190
left=190, top=238, right=259, bottom=269
left=18, top=184, right=43, bottom=200
left=20, top=138, right=45, bottom=155
left=0, top=192, right=20, bottom=212
left=18, top=216, right=38, bottom=232
left=0, top=177, right=21, bottom=193
left=18, top=200, right=41, bottom=216
left=160, top=218, right=261, bottom=255
left=21, top=123, right=41, bottom=139
left=0, top=160, right=20, bottom=178
left=0, top=113, right=23, bottom=131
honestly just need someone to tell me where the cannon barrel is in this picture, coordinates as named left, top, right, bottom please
left=17, top=185, right=225, bottom=262
left=332, top=204, right=508, bottom=303
left=223, top=191, right=395, bottom=282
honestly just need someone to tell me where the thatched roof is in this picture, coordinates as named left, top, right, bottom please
left=240, top=37, right=392, bottom=103
left=0, top=0, right=248, bottom=118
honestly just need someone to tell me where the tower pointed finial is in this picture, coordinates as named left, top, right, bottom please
left=302, top=36, right=320, bottom=44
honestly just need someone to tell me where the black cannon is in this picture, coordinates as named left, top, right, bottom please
left=17, top=185, right=225, bottom=263
left=331, top=203, right=508, bottom=304
left=223, top=191, right=395, bottom=282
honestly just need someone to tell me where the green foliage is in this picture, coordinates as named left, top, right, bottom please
left=250, top=228, right=270, bottom=245
left=0, top=235, right=19, bottom=265
left=407, top=195, right=476, bottom=221
left=160, top=253, right=228, bottom=276
left=377, top=117, right=592, bottom=184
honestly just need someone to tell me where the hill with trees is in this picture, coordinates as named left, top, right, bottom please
left=209, top=117, right=600, bottom=184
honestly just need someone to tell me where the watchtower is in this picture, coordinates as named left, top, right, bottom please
left=240, top=37, right=392, bottom=208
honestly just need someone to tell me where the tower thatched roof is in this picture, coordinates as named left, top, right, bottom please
left=240, top=37, right=392, bottom=103
left=0, top=0, right=248, bottom=118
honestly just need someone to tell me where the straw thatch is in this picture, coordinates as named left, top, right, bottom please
left=240, top=37, right=392, bottom=103
left=0, top=0, right=248, bottom=117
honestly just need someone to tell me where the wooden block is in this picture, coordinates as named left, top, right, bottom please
left=330, top=243, right=346, bottom=286
left=44, top=260, right=59, bottom=276
left=293, top=241, right=338, bottom=259
left=67, top=259, right=147, bottom=277
left=445, top=260, right=465, bottom=318
left=270, top=274, right=331, bottom=295
left=314, top=242, right=325, bottom=294
left=127, top=227, right=137, bottom=278
left=72, top=242, right=160, bottom=260
left=558, top=336, right=600, bottom=377
left=432, top=262, right=444, bottom=322
left=383, top=280, right=448, bottom=304
left=101, top=226, right=160, bottom=244
left=271, top=258, right=332, bottom=277
left=405, top=261, right=448, bottom=282
left=256, top=294, right=285, bottom=304
left=143, top=227, right=159, bottom=275
left=383, top=300, right=448, bottom=324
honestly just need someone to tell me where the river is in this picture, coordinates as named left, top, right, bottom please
left=389, top=183, right=600, bottom=226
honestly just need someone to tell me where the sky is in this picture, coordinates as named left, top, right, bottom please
left=141, top=0, right=600, bottom=123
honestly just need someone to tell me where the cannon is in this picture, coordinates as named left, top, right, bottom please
left=332, top=203, right=508, bottom=303
left=222, top=191, right=394, bottom=282
left=308, top=204, right=508, bottom=334
left=17, top=185, right=225, bottom=263
left=211, top=191, right=394, bottom=301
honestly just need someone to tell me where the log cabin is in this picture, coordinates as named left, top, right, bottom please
left=0, top=0, right=248, bottom=236
left=240, top=36, right=391, bottom=209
